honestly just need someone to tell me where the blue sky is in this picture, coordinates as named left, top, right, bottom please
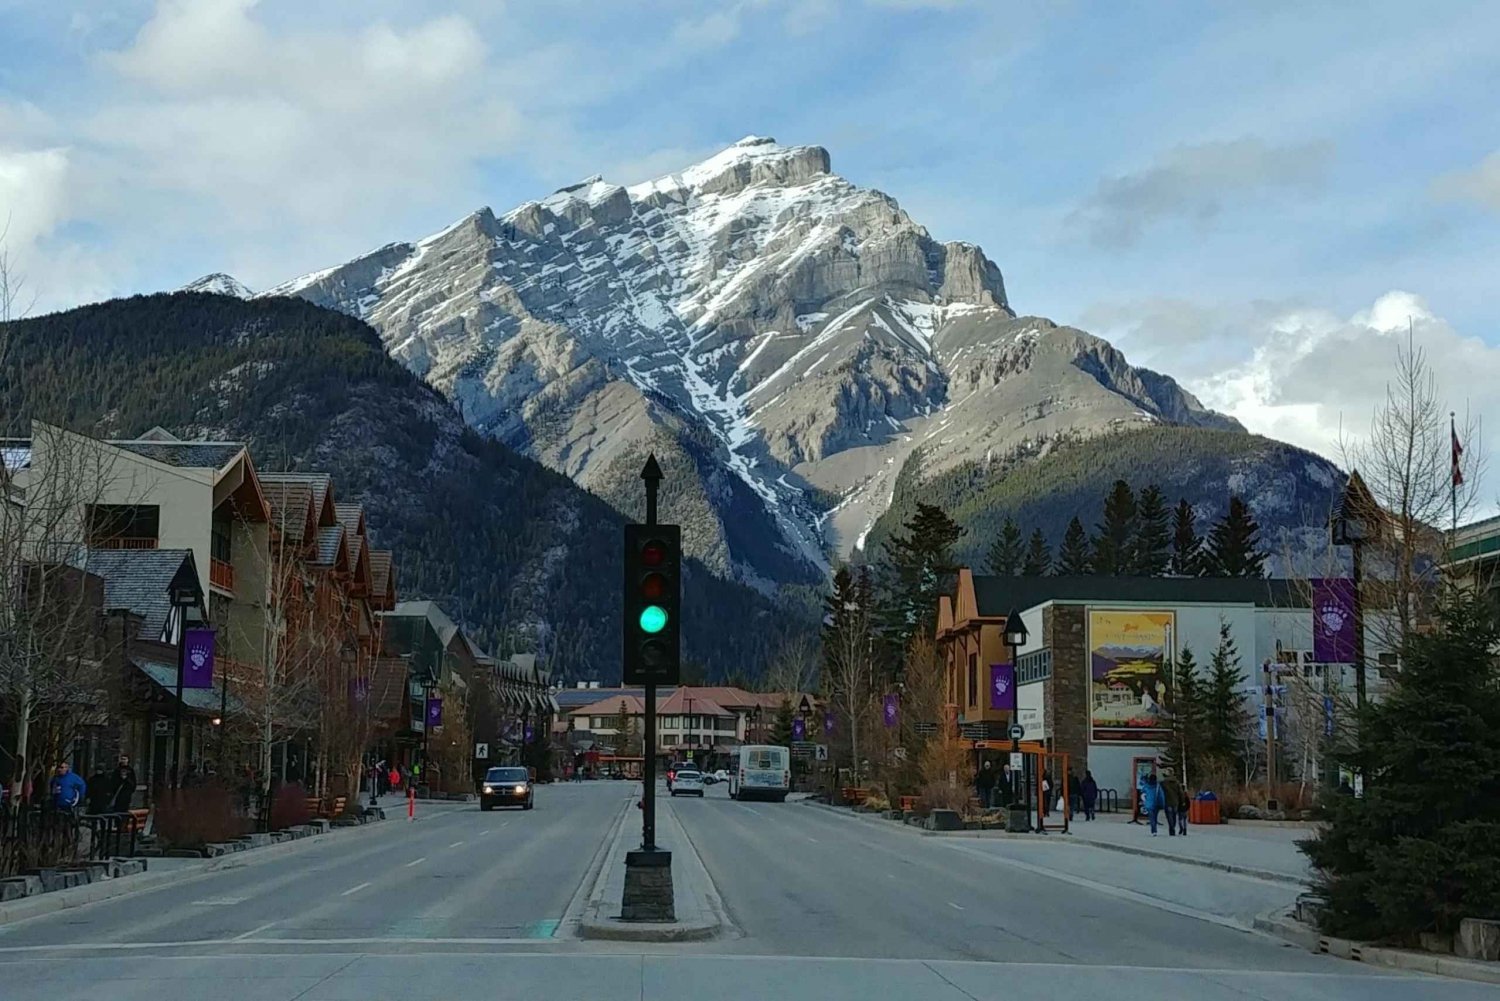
left=2, top=0, right=1497, bottom=507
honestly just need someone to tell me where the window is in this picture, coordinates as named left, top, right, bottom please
left=661, top=734, right=677, bottom=745
left=967, top=653, right=977, bottom=708
left=590, top=716, right=608, bottom=730
left=485, top=767, right=527, bottom=783
left=1017, top=649, right=1052, bottom=684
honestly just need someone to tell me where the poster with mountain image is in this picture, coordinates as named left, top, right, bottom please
left=1089, top=610, right=1175, bottom=743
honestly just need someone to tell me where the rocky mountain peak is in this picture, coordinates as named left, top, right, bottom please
left=263, top=138, right=1249, bottom=585
left=181, top=273, right=253, bottom=298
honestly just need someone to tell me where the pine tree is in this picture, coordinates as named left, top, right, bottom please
left=1092, top=480, right=1137, bottom=575
left=985, top=517, right=1024, bottom=575
left=1203, top=619, right=1249, bottom=770
left=1130, top=485, right=1170, bottom=576
left=1302, top=589, right=1500, bottom=940
left=1055, top=516, right=1093, bottom=574
left=1021, top=529, right=1051, bottom=576
left=875, top=503, right=965, bottom=656
left=1203, top=496, right=1267, bottom=578
left=1168, top=499, right=1204, bottom=577
left=1160, top=646, right=1209, bottom=787
left=771, top=697, right=795, bottom=747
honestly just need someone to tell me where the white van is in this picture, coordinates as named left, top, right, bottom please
left=728, top=745, right=790, bottom=802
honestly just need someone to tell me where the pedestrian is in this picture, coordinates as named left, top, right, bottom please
left=1160, top=768, right=1187, bottom=836
left=49, top=762, right=86, bottom=814
left=1080, top=770, right=1098, bottom=821
left=1141, top=773, right=1164, bottom=836
left=975, top=760, right=997, bottom=809
left=109, top=755, right=138, bottom=813
left=85, top=764, right=114, bottom=815
left=1040, top=773, right=1052, bottom=817
left=1067, top=769, right=1081, bottom=815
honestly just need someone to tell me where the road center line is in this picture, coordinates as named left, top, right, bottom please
left=405, top=857, right=426, bottom=867
left=340, top=882, right=370, bottom=896
left=805, top=835, right=820, bottom=843
left=948, top=902, right=965, bottom=911
left=231, top=921, right=279, bottom=941
left=449, top=841, right=465, bottom=848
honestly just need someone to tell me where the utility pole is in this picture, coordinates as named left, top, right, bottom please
left=1262, top=659, right=1278, bottom=809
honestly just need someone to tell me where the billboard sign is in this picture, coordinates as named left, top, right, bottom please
left=1089, top=609, right=1175, bottom=743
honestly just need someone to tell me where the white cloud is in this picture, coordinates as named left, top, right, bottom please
left=0, top=147, right=71, bottom=252
left=671, top=8, right=742, bottom=50
left=1433, top=150, right=1500, bottom=212
left=1089, top=291, right=1498, bottom=504
left=1072, top=138, right=1333, bottom=248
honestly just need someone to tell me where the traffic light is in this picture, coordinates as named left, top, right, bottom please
left=623, top=523, right=681, bottom=684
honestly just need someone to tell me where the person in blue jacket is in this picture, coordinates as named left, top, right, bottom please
left=1140, top=772, right=1165, bottom=835
left=50, top=761, right=86, bottom=813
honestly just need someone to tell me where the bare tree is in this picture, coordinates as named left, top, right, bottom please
left=0, top=216, right=40, bottom=375
left=761, top=633, right=819, bottom=697
left=822, top=566, right=877, bottom=785
left=0, top=424, right=121, bottom=806
left=1340, top=327, right=1485, bottom=655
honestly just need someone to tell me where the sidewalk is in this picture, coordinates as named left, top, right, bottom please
left=1064, top=812, right=1315, bottom=884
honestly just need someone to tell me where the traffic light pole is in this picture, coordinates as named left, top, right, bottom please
left=641, top=458, right=660, bottom=852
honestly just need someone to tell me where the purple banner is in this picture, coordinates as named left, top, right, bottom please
left=348, top=676, right=369, bottom=707
left=524, top=723, right=534, bottom=743
left=426, top=697, right=443, bottom=728
left=823, top=711, right=835, bottom=736
left=989, top=663, right=1016, bottom=712
left=1312, top=578, right=1357, bottom=663
left=882, top=693, right=899, bottom=729
left=792, top=717, right=806, bottom=742
left=181, top=628, right=215, bottom=689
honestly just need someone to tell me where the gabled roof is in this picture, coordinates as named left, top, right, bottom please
left=369, top=656, right=409, bottom=721
left=335, top=503, right=366, bottom=538
left=259, top=478, right=316, bottom=544
left=313, top=524, right=347, bottom=568
left=657, top=689, right=732, bottom=717
left=571, top=694, right=649, bottom=717
left=259, top=472, right=336, bottom=525
left=83, top=548, right=202, bottom=640
left=369, top=550, right=394, bottom=594
left=112, top=439, right=245, bottom=470
left=388, top=600, right=462, bottom=648
left=133, top=657, right=244, bottom=714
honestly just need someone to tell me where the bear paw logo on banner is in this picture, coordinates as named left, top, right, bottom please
left=993, top=676, right=1010, bottom=697
left=189, top=647, right=209, bottom=669
left=1318, top=602, right=1348, bottom=635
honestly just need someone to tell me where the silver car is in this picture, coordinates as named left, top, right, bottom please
left=670, top=769, right=705, bottom=797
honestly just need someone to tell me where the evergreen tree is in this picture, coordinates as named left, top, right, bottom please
left=1203, top=619, right=1249, bottom=770
left=1160, top=646, right=1209, bottom=787
left=875, top=503, right=965, bottom=656
left=1168, top=499, right=1204, bottom=577
left=1056, top=516, right=1093, bottom=574
left=612, top=701, right=642, bottom=756
left=1302, top=590, right=1500, bottom=940
left=1203, top=496, right=1267, bottom=578
left=1130, top=485, right=1171, bottom=576
left=1091, top=480, right=1137, bottom=575
left=771, top=697, right=795, bottom=747
left=1021, top=529, right=1051, bottom=576
left=985, top=517, right=1024, bottom=575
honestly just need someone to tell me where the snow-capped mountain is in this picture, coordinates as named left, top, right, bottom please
left=182, top=273, right=254, bottom=298
left=262, top=137, right=1250, bottom=585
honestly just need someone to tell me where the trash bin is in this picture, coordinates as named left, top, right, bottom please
left=1189, top=791, right=1220, bottom=826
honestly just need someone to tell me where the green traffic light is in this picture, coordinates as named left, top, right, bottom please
left=639, top=604, right=668, bottom=634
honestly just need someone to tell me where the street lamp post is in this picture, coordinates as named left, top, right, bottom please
left=167, top=579, right=202, bottom=791
left=1332, top=476, right=1372, bottom=787
left=1003, top=608, right=1028, bottom=831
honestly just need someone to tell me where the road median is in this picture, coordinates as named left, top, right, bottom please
left=578, top=789, right=724, bottom=942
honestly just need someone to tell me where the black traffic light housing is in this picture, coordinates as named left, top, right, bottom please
left=623, top=523, right=681, bottom=684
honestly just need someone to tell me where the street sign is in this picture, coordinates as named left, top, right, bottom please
left=153, top=719, right=174, bottom=736
left=1009, top=752, right=1023, bottom=770
left=474, top=742, right=489, bottom=759
left=1008, top=723, right=1025, bottom=740
left=815, top=744, right=828, bottom=761
left=913, top=722, right=937, bottom=736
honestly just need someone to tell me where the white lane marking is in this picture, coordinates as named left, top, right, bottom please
left=886, top=873, right=897, bottom=880
left=478, top=829, right=491, bottom=836
left=340, top=882, right=370, bottom=897
left=804, top=835, right=820, bottom=843
left=948, top=901, right=965, bottom=911
left=405, top=857, right=426, bottom=867
left=449, top=841, right=465, bottom=848
left=231, top=921, right=278, bottom=941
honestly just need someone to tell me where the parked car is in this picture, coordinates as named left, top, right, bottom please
left=670, top=769, right=705, bottom=797
left=480, top=766, right=534, bottom=811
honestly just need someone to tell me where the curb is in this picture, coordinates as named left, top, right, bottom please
left=1254, top=911, right=1500, bottom=986
left=0, top=812, right=393, bottom=927
left=1065, top=838, right=1308, bottom=886
left=578, top=793, right=722, bottom=943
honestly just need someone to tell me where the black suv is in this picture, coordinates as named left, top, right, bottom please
left=480, top=766, right=534, bottom=811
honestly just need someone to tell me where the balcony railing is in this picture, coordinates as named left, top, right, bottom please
left=94, top=537, right=158, bottom=550
left=209, top=557, right=235, bottom=593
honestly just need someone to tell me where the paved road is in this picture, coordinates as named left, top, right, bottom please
left=1, top=780, right=1490, bottom=1000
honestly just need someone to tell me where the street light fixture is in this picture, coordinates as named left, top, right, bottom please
left=167, top=569, right=203, bottom=792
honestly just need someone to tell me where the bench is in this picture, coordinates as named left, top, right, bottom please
left=304, top=796, right=348, bottom=819
left=841, top=787, right=870, bottom=805
left=123, top=808, right=150, bottom=834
